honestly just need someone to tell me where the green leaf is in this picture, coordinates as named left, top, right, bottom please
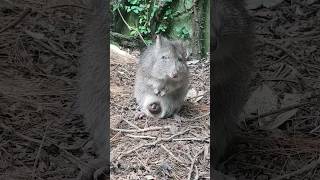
left=150, top=5, right=159, bottom=18
left=175, top=26, right=190, bottom=39
left=156, top=24, right=168, bottom=33
left=112, top=3, right=123, bottom=11
left=161, top=0, right=173, bottom=4
left=128, top=0, right=138, bottom=5
left=125, top=6, right=131, bottom=12
left=145, top=40, right=152, bottom=45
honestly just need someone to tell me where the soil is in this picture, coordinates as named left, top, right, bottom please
left=223, top=1, right=320, bottom=180
left=0, top=1, right=93, bottom=179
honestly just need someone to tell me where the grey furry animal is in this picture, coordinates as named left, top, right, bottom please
left=134, top=35, right=190, bottom=119
left=212, top=0, right=254, bottom=170
left=77, top=0, right=109, bottom=179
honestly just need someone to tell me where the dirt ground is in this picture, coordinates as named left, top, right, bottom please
left=110, top=48, right=210, bottom=179
left=223, top=1, right=320, bottom=180
left=0, top=0, right=320, bottom=180
left=0, top=1, right=94, bottom=179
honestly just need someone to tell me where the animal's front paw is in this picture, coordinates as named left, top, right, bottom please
left=154, top=88, right=160, bottom=95
left=173, top=114, right=183, bottom=123
left=159, top=86, right=169, bottom=96
left=77, top=159, right=109, bottom=180
left=154, top=87, right=167, bottom=96
left=159, top=89, right=167, bottom=96
left=134, top=111, right=146, bottom=120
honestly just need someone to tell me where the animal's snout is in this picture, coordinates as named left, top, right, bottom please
left=169, top=72, right=178, bottom=79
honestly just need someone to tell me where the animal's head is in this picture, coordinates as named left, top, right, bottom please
left=151, top=35, right=190, bottom=81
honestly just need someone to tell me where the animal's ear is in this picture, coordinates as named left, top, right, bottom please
left=185, top=47, right=192, bottom=60
left=155, top=35, right=162, bottom=49
left=178, top=41, right=192, bottom=60
left=182, top=41, right=192, bottom=59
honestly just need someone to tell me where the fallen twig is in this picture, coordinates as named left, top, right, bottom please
left=111, top=126, right=171, bottom=133
left=246, top=102, right=316, bottom=121
left=125, top=134, right=157, bottom=139
left=45, top=4, right=89, bottom=10
left=32, top=121, right=52, bottom=179
left=262, top=38, right=300, bottom=63
left=0, top=8, right=31, bottom=33
left=117, top=129, right=189, bottom=160
left=187, top=148, right=204, bottom=180
left=173, top=137, right=209, bottom=143
left=270, top=156, right=320, bottom=180
left=160, top=144, right=186, bottom=165
left=0, top=123, right=93, bottom=171
left=122, top=118, right=141, bottom=130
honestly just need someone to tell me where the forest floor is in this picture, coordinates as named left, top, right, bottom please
left=223, top=1, right=320, bottom=180
left=0, top=1, right=95, bottom=179
left=110, top=47, right=210, bottom=179
left=0, top=0, right=319, bottom=180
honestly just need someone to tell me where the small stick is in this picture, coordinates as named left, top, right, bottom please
left=126, top=134, right=157, bottom=139
left=122, top=118, right=141, bottom=130
left=0, top=8, right=31, bottom=33
left=117, top=129, right=189, bottom=160
left=0, top=123, right=92, bottom=170
left=32, top=121, right=52, bottom=179
left=194, top=166, right=199, bottom=180
left=45, top=4, right=89, bottom=10
left=246, top=102, right=315, bottom=121
left=193, top=113, right=210, bottom=120
left=270, top=156, right=320, bottom=180
left=160, top=144, right=186, bottom=165
left=134, top=151, right=152, bottom=172
left=187, top=148, right=204, bottom=180
left=111, top=126, right=171, bottom=133
left=173, top=137, right=209, bottom=143
left=262, top=38, right=300, bottom=63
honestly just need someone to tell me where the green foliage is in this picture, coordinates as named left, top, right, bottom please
left=175, top=26, right=190, bottom=40
left=112, top=0, right=191, bottom=45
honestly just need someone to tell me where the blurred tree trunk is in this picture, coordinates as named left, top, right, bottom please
left=191, top=0, right=209, bottom=59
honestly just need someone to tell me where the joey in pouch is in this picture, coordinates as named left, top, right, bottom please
left=77, top=0, right=109, bottom=179
left=134, top=35, right=190, bottom=119
left=211, top=0, right=254, bottom=169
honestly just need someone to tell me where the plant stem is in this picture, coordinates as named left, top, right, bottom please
left=117, top=8, right=148, bottom=46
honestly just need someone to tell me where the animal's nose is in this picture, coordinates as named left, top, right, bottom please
left=171, top=72, right=177, bottom=78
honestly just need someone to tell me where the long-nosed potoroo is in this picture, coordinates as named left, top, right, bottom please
left=134, top=35, right=191, bottom=119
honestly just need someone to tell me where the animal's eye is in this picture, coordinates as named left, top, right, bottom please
left=161, top=56, right=167, bottom=60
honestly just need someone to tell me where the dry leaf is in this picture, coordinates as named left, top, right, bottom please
left=262, top=93, right=301, bottom=130
left=244, top=84, right=278, bottom=122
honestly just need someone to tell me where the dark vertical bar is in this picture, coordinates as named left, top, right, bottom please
left=77, top=0, right=110, bottom=179
left=211, top=0, right=254, bottom=178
